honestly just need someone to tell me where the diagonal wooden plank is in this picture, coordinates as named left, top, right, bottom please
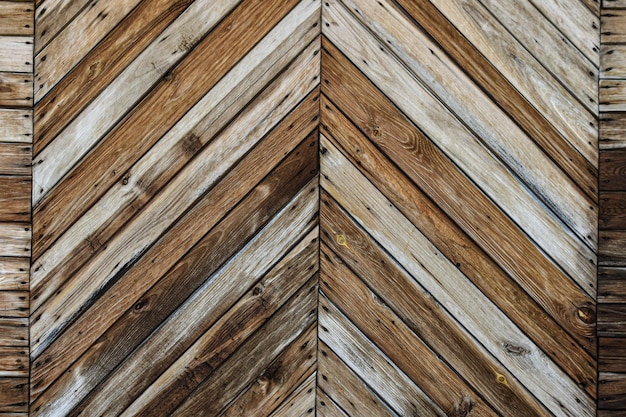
left=316, top=389, right=349, bottom=417
left=269, top=373, right=316, bottom=417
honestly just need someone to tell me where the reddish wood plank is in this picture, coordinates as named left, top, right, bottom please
left=600, top=372, right=626, bottom=409
left=0, top=178, right=29, bottom=222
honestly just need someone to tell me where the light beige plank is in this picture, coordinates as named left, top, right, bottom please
left=316, top=389, right=349, bottom=417
left=427, top=0, right=597, bottom=165
left=323, top=0, right=597, bottom=291
left=320, top=135, right=594, bottom=417
left=35, top=0, right=90, bottom=53
left=0, top=37, right=31, bottom=72
left=269, top=374, right=316, bottom=417
left=602, top=45, right=626, bottom=79
left=0, top=292, right=27, bottom=317
left=601, top=112, right=626, bottom=149
left=0, top=258, right=28, bottom=291
left=0, top=1, right=33, bottom=36
left=34, top=0, right=141, bottom=101
left=604, top=0, right=626, bottom=7
left=0, top=109, right=31, bottom=143
left=602, top=9, right=626, bottom=43
left=0, top=223, right=29, bottom=257
left=601, top=79, right=626, bottom=111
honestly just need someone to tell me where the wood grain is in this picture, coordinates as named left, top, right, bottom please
left=599, top=304, right=626, bottom=337
left=0, top=378, right=27, bottom=412
left=0, top=224, right=29, bottom=258
left=0, top=37, right=31, bottom=73
left=0, top=144, right=30, bottom=176
left=269, top=374, right=316, bottom=417
left=600, top=231, right=626, bottom=265
left=602, top=112, right=626, bottom=149
left=0, top=258, right=28, bottom=291
left=600, top=267, right=626, bottom=303
left=600, top=372, right=626, bottom=409
left=602, top=45, right=626, bottom=78
left=0, top=73, right=32, bottom=107
left=0, top=178, right=30, bottom=223
left=0, top=347, right=27, bottom=377
left=601, top=149, right=626, bottom=190
left=0, top=109, right=31, bottom=143
left=600, top=338, right=626, bottom=372
left=0, top=2, right=33, bottom=36
left=316, top=389, right=349, bottom=417
left=35, top=0, right=90, bottom=53
left=601, top=192, right=626, bottom=229
left=602, top=9, right=626, bottom=43
left=0, top=318, right=26, bottom=347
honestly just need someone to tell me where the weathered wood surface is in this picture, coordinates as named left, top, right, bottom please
left=0, top=2, right=33, bottom=36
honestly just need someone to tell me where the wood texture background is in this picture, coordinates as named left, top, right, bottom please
left=0, top=0, right=623, bottom=415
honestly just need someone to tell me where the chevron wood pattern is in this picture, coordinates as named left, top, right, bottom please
left=1, top=0, right=625, bottom=415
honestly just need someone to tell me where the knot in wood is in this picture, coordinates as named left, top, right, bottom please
left=577, top=306, right=595, bottom=324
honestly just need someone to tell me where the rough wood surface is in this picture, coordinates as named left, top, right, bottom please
left=0, top=37, right=31, bottom=73
left=0, top=109, right=31, bottom=143
left=602, top=9, right=626, bottom=43
left=602, top=112, right=626, bottom=149
left=0, top=73, right=32, bottom=107
left=0, top=2, right=33, bottom=36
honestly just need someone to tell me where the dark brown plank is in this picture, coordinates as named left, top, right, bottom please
left=602, top=192, right=626, bottom=229
left=600, top=230, right=626, bottom=265
left=320, top=38, right=596, bottom=353
left=600, top=338, right=626, bottom=372
left=32, top=0, right=300, bottom=259
left=601, top=112, right=626, bottom=149
left=0, top=258, right=28, bottom=291
left=0, top=347, right=27, bottom=377
left=599, top=304, right=626, bottom=337
left=34, top=0, right=194, bottom=154
left=598, top=411, right=626, bottom=417
left=600, top=372, right=626, bottom=409
left=0, top=2, right=32, bottom=36
left=0, top=144, right=29, bottom=176
left=601, top=149, right=626, bottom=191
left=0, top=73, right=31, bottom=107
left=600, top=267, right=626, bottom=302
left=0, top=319, right=26, bottom=347
left=394, top=0, right=598, bottom=201
left=0, top=178, right=29, bottom=222
left=0, top=378, right=26, bottom=412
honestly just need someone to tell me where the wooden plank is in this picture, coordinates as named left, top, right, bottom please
left=317, top=340, right=399, bottom=417
left=601, top=149, right=626, bottom=190
left=601, top=113, right=626, bottom=149
left=600, top=267, right=626, bottom=302
left=34, top=0, right=142, bottom=101
left=424, top=0, right=597, bottom=165
left=0, top=109, right=31, bottom=143
left=598, top=410, right=626, bottom=417
left=602, top=9, right=626, bottom=43
left=0, top=144, right=29, bottom=175
left=268, top=374, right=316, bottom=417
left=340, top=0, right=596, bottom=250
left=29, top=90, right=318, bottom=399
left=0, top=2, right=32, bottom=36
left=322, top=5, right=597, bottom=288
left=599, top=372, right=626, bottom=409
left=34, top=184, right=318, bottom=416
left=33, top=0, right=196, bottom=155
left=604, top=0, right=626, bottom=7
left=0, top=292, right=27, bottom=317
left=601, top=192, right=626, bottom=229
left=602, top=45, right=626, bottom=79
left=602, top=79, right=626, bottom=111
left=599, top=304, right=626, bottom=337
left=0, top=258, right=28, bottom=291
left=0, top=223, right=29, bottom=257
left=0, top=347, right=27, bottom=377
left=35, top=0, right=89, bottom=53
left=316, top=389, right=349, bottom=417
left=0, top=37, right=31, bottom=73
left=320, top=240, right=548, bottom=416
left=600, top=230, right=626, bottom=265
left=0, top=378, right=26, bottom=412
left=0, top=178, right=29, bottom=222
left=0, top=318, right=26, bottom=346
left=600, top=338, right=626, bottom=372
left=320, top=135, right=594, bottom=417
left=32, top=3, right=320, bottom=264
left=321, top=41, right=597, bottom=351
left=393, top=0, right=598, bottom=202
left=0, top=73, right=32, bottom=107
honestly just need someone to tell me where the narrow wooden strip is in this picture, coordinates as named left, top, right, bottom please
left=321, top=187, right=594, bottom=398
left=527, top=0, right=599, bottom=64
left=29, top=91, right=318, bottom=399
left=0, top=318, right=26, bottom=346
left=219, top=335, right=316, bottom=417
left=269, top=374, right=316, bottom=417
left=482, top=0, right=598, bottom=111
left=602, top=45, right=626, bottom=79
left=602, top=9, right=626, bottom=43
left=317, top=340, right=399, bottom=417
left=598, top=410, right=626, bottom=416
left=320, top=135, right=594, bottom=416
left=34, top=0, right=142, bottom=101
left=0, top=37, right=31, bottom=73
left=0, top=347, right=27, bottom=377
left=32, top=2, right=320, bottom=263
left=599, top=304, right=626, bottom=337
left=35, top=0, right=90, bottom=53
left=601, top=192, right=626, bottom=229
left=600, top=338, right=626, bottom=372
left=322, top=6, right=597, bottom=288
left=599, top=372, right=626, bottom=409
left=0, top=378, right=26, bottom=412
left=321, top=241, right=545, bottom=416
left=393, top=0, right=598, bottom=201
left=604, top=0, right=626, bottom=7
left=0, top=258, right=28, bottom=291
left=0, top=2, right=32, bottom=36
left=600, top=230, right=626, bottom=265
left=425, top=0, right=597, bottom=164
left=601, top=149, right=626, bottom=190
left=0, top=109, right=31, bottom=143
left=339, top=0, right=596, bottom=251
left=602, top=112, right=626, bottom=150
left=33, top=0, right=197, bottom=154
left=316, top=389, right=349, bottom=417
left=0, top=292, right=27, bottom=317
left=601, top=79, right=626, bottom=111
left=0, top=73, right=32, bottom=108
left=0, top=178, right=30, bottom=222
left=0, top=224, right=29, bottom=257
left=0, top=144, right=29, bottom=176
left=172, top=309, right=318, bottom=417
left=50, top=183, right=318, bottom=417
left=321, top=41, right=597, bottom=349
left=599, top=267, right=626, bottom=302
